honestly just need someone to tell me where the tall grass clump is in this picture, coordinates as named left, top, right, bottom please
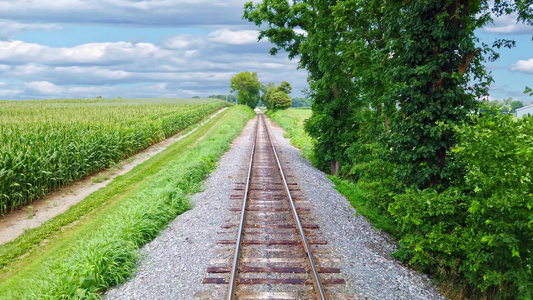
left=0, top=105, right=254, bottom=299
left=0, top=98, right=228, bottom=214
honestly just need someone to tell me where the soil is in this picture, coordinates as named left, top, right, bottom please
left=0, top=108, right=227, bottom=245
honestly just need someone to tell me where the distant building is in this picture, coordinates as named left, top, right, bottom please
left=515, top=104, right=533, bottom=118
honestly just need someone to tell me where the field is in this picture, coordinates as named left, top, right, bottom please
left=0, top=98, right=228, bottom=214
left=0, top=104, right=254, bottom=298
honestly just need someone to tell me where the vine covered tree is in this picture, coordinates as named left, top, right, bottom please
left=230, top=71, right=261, bottom=109
left=244, top=0, right=533, bottom=184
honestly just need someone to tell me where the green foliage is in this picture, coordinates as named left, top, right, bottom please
left=208, top=94, right=237, bottom=103
left=452, top=111, right=532, bottom=297
left=263, top=81, right=293, bottom=109
left=511, top=100, right=524, bottom=111
left=0, top=99, right=227, bottom=215
left=230, top=71, right=261, bottom=108
left=329, top=176, right=397, bottom=235
left=291, top=97, right=312, bottom=107
left=389, top=111, right=533, bottom=299
left=278, top=81, right=292, bottom=94
left=525, top=86, right=533, bottom=97
left=0, top=105, right=255, bottom=298
left=267, top=102, right=533, bottom=298
left=269, top=91, right=292, bottom=109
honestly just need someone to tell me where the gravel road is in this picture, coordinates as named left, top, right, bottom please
left=105, top=114, right=445, bottom=300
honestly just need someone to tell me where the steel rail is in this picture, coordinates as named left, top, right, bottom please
left=261, top=113, right=327, bottom=300
left=227, top=115, right=259, bottom=300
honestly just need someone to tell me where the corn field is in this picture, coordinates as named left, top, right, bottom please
left=0, top=98, right=228, bottom=214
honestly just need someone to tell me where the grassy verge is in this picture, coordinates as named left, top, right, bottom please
left=0, top=105, right=255, bottom=299
left=328, top=176, right=397, bottom=235
left=265, top=108, right=315, bottom=163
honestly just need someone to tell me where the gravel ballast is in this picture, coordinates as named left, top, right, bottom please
left=106, top=114, right=445, bottom=300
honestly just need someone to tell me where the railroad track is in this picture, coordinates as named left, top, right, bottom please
left=203, top=114, right=347, bottom=299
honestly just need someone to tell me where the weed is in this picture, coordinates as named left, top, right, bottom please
left=26, top=206, right=34, bottom=219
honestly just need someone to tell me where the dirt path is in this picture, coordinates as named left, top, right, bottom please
left=0, top=108, right=227, bottom=245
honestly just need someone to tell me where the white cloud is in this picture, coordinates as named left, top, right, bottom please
left=0, top=81, right=23, bottom=97
left=25, top=81, right=62, bottom=95
left=162, top=35, right=203, bottom=50
left=0, top=19, right=61, bottom=39
left=483, top=13, right=533, bottom=34
left=0, top=1, right=310, bottom=100
left=0, top=0, right=248, bottom=27
left=511, top=59, right=533, bottom=74
left=207, top=29, right=261, bottom=45
left=0, top=35, right=308, bottom=99
left=0, top=40, right=173, bottom=65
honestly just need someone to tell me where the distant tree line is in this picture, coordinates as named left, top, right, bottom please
left=486, top=97, right=525, bottom=113
left=291, top=97, right=312, bottom=108
left=208, top=94, right=237, bottom=103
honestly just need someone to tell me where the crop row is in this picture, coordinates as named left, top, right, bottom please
left=0, top=99, right=228, bottom=214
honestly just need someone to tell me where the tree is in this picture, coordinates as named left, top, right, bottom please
left=292, top=97, right=312, bottom=107
left=263, top=81, right=293, bottom=109
left=278, top=81, right=292, bottom=94
left=230, top=71, right=261, bottom=108
left=244, top=1, right=533, bottom=296
left=270, top=91, right=292, bottom=109
left=511, top=100, right=524, bottom=112
left=244, top=0, right=533, bottom=186
left=260, top=82, right=276, bottom=107
left=488, top=98, right=524, bottom=112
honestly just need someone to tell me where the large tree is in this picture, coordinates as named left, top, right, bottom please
left=244, top=0, right=532, bottom=185
left=230, top=71, right=261, bottom=109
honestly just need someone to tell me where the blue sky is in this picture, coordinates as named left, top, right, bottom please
left=0, top=1, right=531, bottom=102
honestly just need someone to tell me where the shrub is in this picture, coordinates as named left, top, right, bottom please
left=389, top=111, right=533, bottom=299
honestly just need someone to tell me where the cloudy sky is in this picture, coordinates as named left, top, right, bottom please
left=0, top=0, right=531, bottom=102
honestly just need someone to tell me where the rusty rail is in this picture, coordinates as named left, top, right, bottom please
left=227, top=114, right=259, bottom=300
left=262, top=114, right=327, bottom=300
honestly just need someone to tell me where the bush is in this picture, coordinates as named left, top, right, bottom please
left=389, top=111, right=533, bottom=299
left=270, top=91, right=292, bottom=109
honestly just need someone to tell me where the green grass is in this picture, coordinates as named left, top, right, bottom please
left=0, top=105, right=255, bottom=299
left=265, top=108, right=315, bottom=162
left=328, top=176, right=398, bottom=235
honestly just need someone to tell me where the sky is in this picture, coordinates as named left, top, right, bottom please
left=0, top=0, right=531, bottom=102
